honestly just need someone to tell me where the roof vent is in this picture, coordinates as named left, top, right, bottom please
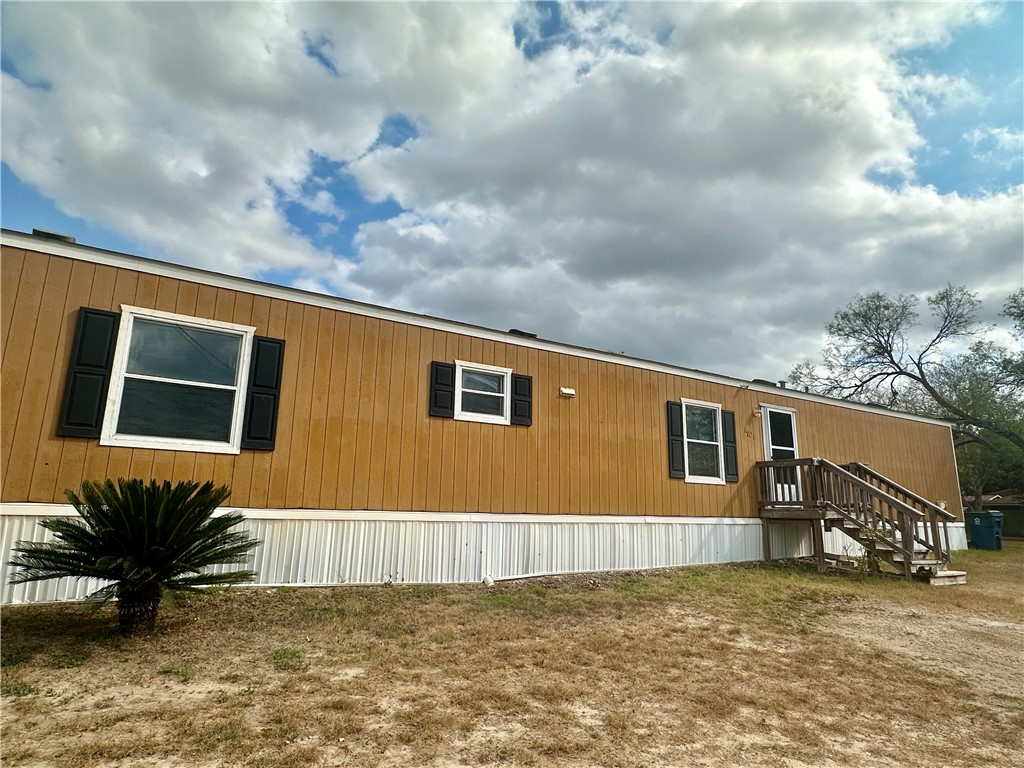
left=777, top=381, right=787, bottom=389
left=751, top=378, right=777, bottom=387
left=508, top=328, right=538, bottom=339
left=32, top=228, right=76, bottom=244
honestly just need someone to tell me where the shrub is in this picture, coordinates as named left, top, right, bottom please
left=8, top=479, right=259, bottom=635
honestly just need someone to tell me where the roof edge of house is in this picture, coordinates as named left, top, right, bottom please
left=1, top=227, right=955, bottom=429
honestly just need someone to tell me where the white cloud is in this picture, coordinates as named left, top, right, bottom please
left=301, top=190, right=345, bottom=220
left=2, top=2, right=1021, bottom=379
left=962, top=126, right=1024, bottom=172
left=991, top=128, right=1024, bottom=152
left=900, top=73, right=980, bottom=118
left=1, top=2, right=524, bottom=274
left=964, top=125, right=1024, bottom=156
left=317, top=222, right=340, bottom=239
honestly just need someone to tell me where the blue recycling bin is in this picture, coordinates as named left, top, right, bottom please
left=965, top=511, right=1004, bottom=550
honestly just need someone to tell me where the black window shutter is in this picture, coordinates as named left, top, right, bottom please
left=57, top=308, right=120, bottom=438
left=722, top=410, right=739, bottom=483
left=510, top=374, right=532, bottom=426
left=666, top=401, right=686, bottom=479
left=429, top=361, right=455, bottom=418
left=241, top=336, right=286, bottom=450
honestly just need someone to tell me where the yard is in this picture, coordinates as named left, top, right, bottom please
left=2, top=542, right=1022, bottom=768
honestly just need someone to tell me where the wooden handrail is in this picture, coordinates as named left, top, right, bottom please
left=843, top=462, right=956, bottom=520
left=818, top=460, right=920, bottom=562
left=810, top=459, right=926, bottom=521
left=756, top=457, right=950, bottom=566
left=757, top=459, right=819, bottom=468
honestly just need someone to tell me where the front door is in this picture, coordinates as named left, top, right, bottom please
left=763, top=406, right=800, bottom=502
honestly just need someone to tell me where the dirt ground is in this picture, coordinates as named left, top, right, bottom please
left=2, top=543, right=1022, bottom=768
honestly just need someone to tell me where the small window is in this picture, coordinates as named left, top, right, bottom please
left=682, top=399, right=725, bottom=484
left=100, top=306, right=255, bottom=453
left=455, top=360, right=512, bottom=425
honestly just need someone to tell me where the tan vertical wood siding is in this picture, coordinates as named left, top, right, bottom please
left=1, top=247, right=964, bottom=517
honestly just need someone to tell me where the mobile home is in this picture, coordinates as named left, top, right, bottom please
left=1, top=229, right=967, bottom=602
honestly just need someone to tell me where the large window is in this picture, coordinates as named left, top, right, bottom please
left=100, top=306, right=255, bottom=453
left=682, top=398, right=725, bottom=484
left=454, top=360, right=512, bottom=425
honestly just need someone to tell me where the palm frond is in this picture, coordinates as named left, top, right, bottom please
left=9, top=478, right=259, bottom=598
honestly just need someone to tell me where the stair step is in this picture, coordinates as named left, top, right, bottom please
left=847, top=538, right=926, bottom=553
left=779, top=466, right=964, bottom=584
left=837, top=527, right=929, bottom=552
left=891, top=557, right=945, bottom=566
left=915, top=570, right=967, bottom=586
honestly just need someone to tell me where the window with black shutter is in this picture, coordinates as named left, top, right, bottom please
left=241, top=337, right=286, bottom=450
left=57, top=308, right=120, bottom=438
left=722, top=410, right=739, bottom=483
left=429, top=359, right=532, bottom=427
left=666, top=401, right=686, bottom=478
left=93, top=305, right=282, bottom=454
left=667, top=398, right=737, bottom=484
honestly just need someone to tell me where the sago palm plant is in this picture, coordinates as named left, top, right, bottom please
left=8, top=479, right=259, bottom=635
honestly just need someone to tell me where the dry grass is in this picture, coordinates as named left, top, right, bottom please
left=2, top=542, right=1022, bottom=767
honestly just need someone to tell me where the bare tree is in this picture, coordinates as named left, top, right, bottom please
left=790, top=285, right=1024, bottom=453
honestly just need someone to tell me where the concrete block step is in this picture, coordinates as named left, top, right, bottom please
left=917, top=570, right=967, bottom=586
left=823, top=557, right=857, bottom=571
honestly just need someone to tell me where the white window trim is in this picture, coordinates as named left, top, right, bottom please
left=681, top=397, right=726, bottom=485
left=100, top=305, right=256, bottom=454
left=761, top=404, right=801, bottom=502
left=760, top=404, right=799, bottom=461
left=454, top=360, right=512, bottom=425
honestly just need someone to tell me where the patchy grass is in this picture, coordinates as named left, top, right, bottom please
left=2, top=541, right=1022, bottom=768
left=48, top=649, right=90, bottom=669
left=271, top=647, right=306, bottom=671
left=0, top=680, right=35, bottom=696
left=157, top=663, right=194, bottom=682
left=0, top=644, right=32, bottom=668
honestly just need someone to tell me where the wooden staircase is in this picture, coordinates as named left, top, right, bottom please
left=756, top=458, right=965, bottom=585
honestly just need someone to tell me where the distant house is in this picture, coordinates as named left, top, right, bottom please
left=0, top=229, right=967, bottom=602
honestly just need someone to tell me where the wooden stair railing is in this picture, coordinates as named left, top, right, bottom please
left=756, top=458, right=953, bottom=579
left=841, top=462, right=957, bottom=562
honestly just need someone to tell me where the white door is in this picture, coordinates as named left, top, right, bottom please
left=763, top=406, right=800, bottom=502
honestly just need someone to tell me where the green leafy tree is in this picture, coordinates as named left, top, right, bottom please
left=1004, top=287, right=1024, bottom=338
left=791, top=286, right=1024, bottom=499
left=958, top=440, right=1023, bottom=511
left=8, top=479, right=259, bottom=635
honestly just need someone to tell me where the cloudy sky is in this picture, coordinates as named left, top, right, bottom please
left=3, top=2, right=1021, bottom=380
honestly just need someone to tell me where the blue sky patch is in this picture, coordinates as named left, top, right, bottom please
left=514, top=1, right=571, bottom=60
left=1, top=51, right=51, bottom=91
left=374, top=114, right=419, bottom=150
left=303, top=33, right=338, bottom=76
left=900, top=3, right=1023, bottom=195
left=276, top=120, right=416, bottom=261
left=280, top=154, right=403, bottom=261
left=864, top=168, right=908, bottom=193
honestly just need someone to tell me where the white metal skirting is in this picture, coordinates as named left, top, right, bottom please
left=0, top=505, right=968, bottom=604
left=824, top=522, right=968, bottom=559
left=768, top=520, right=969, bottom=560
